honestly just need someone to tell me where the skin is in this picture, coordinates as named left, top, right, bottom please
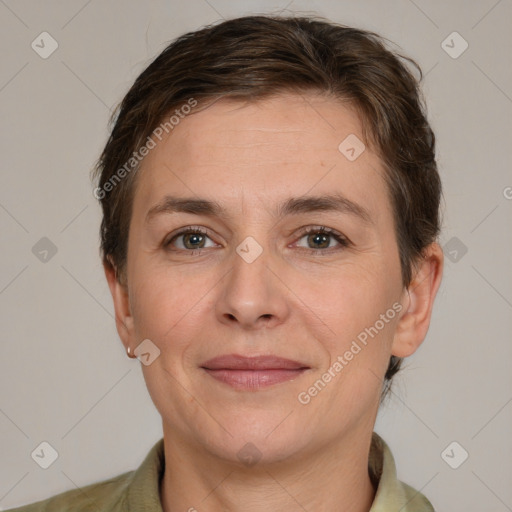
left=105, top=93, right=443, bottom=512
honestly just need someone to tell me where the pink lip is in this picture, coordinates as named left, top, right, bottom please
left=201, top=354, right=310, bottom=390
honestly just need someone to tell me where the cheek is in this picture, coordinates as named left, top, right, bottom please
left=303, top=261, right=400, bottom=363
left=128, top=263, right=227, bottom=380
left=303, top=275, right=400, bottom=418
left=129, top=267, right=205, bottom=348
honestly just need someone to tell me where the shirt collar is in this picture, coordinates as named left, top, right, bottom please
left=125, top=437, right=165, bottom=511
left=125, top=433, right=432, bottom=511
left=369, top=432, right=434, bottom=511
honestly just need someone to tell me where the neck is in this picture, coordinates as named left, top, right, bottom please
left=160, top=427, right=376, bottom=512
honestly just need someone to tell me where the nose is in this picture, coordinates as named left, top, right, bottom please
left=215, top=242, right=290, bottom=330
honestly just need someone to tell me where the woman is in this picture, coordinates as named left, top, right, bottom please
left=9, top=14, right=443, bottom=512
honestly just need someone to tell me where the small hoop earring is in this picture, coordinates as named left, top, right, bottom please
left=127, top=346, right=132, bottom=357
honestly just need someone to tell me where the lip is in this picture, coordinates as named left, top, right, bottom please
left=201, top=354, right=310, bottom=390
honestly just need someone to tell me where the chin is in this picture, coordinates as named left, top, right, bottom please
left=208, top=431, right=307, bottom=468
left=233, top=416, right=316, bottom=460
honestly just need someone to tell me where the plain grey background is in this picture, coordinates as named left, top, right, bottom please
left=1, top=0, right=511, bottom=510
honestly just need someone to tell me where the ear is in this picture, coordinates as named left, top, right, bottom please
left=392, top=242, right=444, bottom=358
left=103, top=260, right=136, bottom=355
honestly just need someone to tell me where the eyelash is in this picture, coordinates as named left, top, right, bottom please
left=164, top=225, right=350, bottom=256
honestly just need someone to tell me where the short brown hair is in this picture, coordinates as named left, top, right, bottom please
left=92, top=14, right=442, bottom=392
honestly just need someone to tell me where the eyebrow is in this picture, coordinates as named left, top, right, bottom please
left=145, top=193, right=373, bottom=226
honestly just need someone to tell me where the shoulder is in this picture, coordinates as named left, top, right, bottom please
left=5, top=438, right=165, bottom=512
left=4, top=470, right=134, bottom=512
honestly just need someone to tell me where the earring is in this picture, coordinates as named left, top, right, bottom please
left=127, top=346, right=133, bottom=358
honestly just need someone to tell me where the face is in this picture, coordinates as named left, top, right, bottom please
left=120, top=93, right=409, bottom=463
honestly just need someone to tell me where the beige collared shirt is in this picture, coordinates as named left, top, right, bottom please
left=6, top=433, right=434, bottom=511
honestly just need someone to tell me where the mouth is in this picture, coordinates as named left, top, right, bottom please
left=200, top=354, right=310, bottom=390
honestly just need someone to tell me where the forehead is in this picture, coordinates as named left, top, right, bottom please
left=152, top=94, right=363, bottom=165
left=134, top=93, right=389, bottom=222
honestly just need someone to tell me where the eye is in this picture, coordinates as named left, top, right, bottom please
left=163, top=225, right=350, bottom=255
left=164, top=226, right=217, bottom=252
left=294, top=226, right=350, bottom=253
